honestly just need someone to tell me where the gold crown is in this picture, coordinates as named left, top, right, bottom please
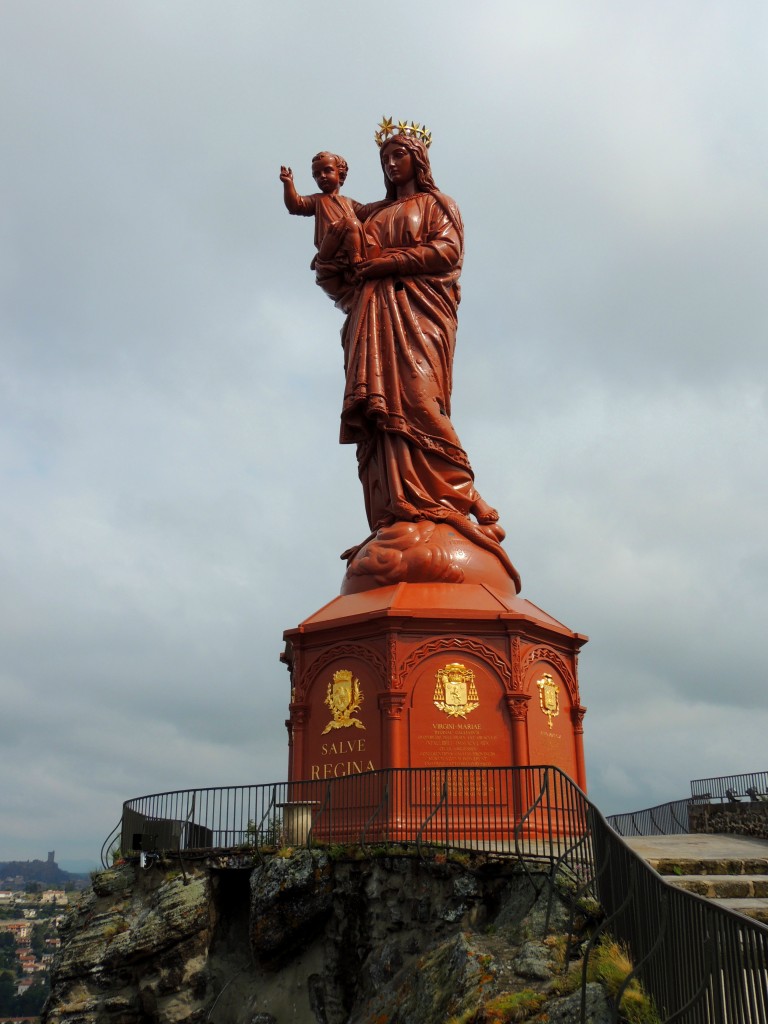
left=375, top=116, right=432, bottom=149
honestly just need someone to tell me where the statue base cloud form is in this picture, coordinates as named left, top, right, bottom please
left=341, top=521, right=521, bottom=595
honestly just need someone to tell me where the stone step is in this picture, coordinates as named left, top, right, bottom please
left=647, top=857, right=768, bottom=877
left=624, top=835, right=768, bottom=923
left=664, top=874, right=768, bottom=899
left=651, top=859, right=768, bottom=923
left=623, top=834, right=768, bottom=869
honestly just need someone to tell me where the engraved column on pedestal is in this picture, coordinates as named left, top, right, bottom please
left=571, top=704, right=588, bottom=791
left=288, top=703, right=310, bottom=781
left=378, top=691, right=408, bottom=767
left=504, top=692, right=531, bottom=767
left=378, top=689, right=408, bottom=839
left=504, top=692, right=532, bottom=823
left=507, top=635, right=529, bottom=764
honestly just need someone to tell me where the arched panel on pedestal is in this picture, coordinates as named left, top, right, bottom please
left=521, top=646, right=579, bottom=705
left=299, top=650, right=383, bottom=782
left=523, top=659, right=579, bottom=783
left=405, top=645, right=513, bottom=768
left=300, top=643, right=387, bottom=702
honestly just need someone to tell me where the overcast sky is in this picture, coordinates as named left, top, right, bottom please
left=2, top=1, right=767, bottom=868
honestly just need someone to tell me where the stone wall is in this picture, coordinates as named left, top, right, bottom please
left=689, top=801, right=768, bottom=840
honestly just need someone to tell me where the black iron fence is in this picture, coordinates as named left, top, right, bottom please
left=605, top=769, right=768, bottom=837
left=606, top=798, right=693, bottom=836
left=113, top=766, right=595, bottom=874
left=691, top=770, right=768, bottom=804
left=106, top=766, right=768, bottom=1024
left=592, top=814, right=768, bottom=1023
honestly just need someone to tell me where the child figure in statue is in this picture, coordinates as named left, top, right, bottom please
left=280, top=152, right=377, bottom=310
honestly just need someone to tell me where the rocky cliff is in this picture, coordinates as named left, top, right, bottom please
left=44, top=848, right=617, bottom=1024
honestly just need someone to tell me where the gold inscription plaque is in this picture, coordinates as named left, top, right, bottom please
left=433, top=662, right=479, bottom=719
left=322, top=669, right=366, bottom=735
left=416, top=721, right=495, bottom=767
left=536, top=673, right=560, bottom=729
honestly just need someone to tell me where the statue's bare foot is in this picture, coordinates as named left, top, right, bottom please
left=471, top=498, right=500, bottom=525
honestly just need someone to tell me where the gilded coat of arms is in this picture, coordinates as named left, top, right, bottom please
left=433, top=662, right=479, bottom=718
left=322, top=669, right=366, bottom=734
left=536, top=673, right=560, bottom=728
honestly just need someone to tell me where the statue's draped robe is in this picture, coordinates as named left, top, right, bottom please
left=340, top=191, right=484, bottom=537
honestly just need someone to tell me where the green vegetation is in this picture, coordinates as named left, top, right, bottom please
left=103, top=918, right=130, bottom=942
left=549, top=964, right=583, bottom=998
left=247, top=813, right=284, bottom=847
left=555, top=868, right=602, bottom=921
left=442, top=933, right=658, bottom=1023
left=0, top=970, right=49, bottom=1017
left=541, top=933, right=582, bottom=997
left=448, top=988, right=546, bottom=1023
left=326, top=844, right=351, bottom=860
left=587, top=937, right=660, bottom=1024
left=30, top=921, right=51, bottom=958
left=0, top=937, right=14, bottom=972
left=485, top=990, right=547, bottom=1021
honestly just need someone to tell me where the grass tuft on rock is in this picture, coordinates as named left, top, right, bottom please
left=587, top=937, right=660, bottom=1023
left=447, top=988, right=546, bottom=1023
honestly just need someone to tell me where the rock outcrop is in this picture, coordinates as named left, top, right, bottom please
left=45, top=848, right=613, bottom=1024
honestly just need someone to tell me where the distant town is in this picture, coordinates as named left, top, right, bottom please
left=0, top=853, right=90, bottom=1021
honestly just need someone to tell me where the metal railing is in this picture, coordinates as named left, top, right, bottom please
left=109, top=766, right=768, bottom=1023
left=691, top=771, right=768, bottom=804
left=606, top=769, right=768, bottom=837
left=606, top=798, right=693, bottom=836
left=591, top=813, right=768, bottom=1023
left=117, top=766, right=594, bottom=874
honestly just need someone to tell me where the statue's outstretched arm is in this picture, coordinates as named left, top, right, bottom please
left=279, top=166, right=313, bottom=216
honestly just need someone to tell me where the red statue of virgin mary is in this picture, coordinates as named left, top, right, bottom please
left=290, top=119, right=521, bottom=594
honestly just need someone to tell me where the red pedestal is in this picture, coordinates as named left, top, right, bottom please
left=282, top=582, right=588, bottom=792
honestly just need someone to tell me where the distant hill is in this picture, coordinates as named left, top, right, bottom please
left=0, top=855, right=87, bottom=885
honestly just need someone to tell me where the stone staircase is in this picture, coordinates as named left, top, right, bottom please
left=624, top=834, right=768, bottom=924
left=647, top=853, right=768, bottom=924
